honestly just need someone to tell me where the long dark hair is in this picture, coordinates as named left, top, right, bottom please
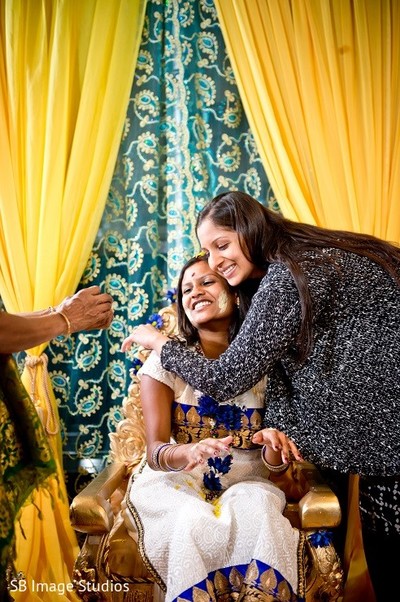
left=176, top=255, right=241, bottom=346
left=197, top=190, right=400, bottom=360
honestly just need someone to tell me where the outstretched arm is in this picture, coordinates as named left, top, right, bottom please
left=125, top=264, right=302, bottom=402
left=0, top=285, right=113, bottom=353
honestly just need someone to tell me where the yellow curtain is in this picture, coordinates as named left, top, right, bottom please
left=214, top=1, right=400, bottom=600
left=0, top=0, right=147, bottom=598
left=214, top=0, right=400, bottom=246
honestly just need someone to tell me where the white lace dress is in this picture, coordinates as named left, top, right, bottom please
left=123, top=351, right=301, bottom=602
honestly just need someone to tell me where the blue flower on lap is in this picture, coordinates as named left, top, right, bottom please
left=203, top=472, right=223, bottom=491
left=209, top=455, right=232, bottom=475
left=197, top=393, right=244, bottom=500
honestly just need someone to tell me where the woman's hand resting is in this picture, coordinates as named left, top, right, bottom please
left=185, top=435, right=233, bottom=472
left=252, top=428, right=303, bottom=465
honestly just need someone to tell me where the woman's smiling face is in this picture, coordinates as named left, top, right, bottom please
left=197, top=218, right=263, bottom=286
left=181, top=259, right=236, bottom=329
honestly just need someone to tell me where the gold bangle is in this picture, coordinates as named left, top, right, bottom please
left=161, top=444, right=187, bottom=472
left=261, top=445, right=289, bottom=473
left=57, top=310, right=71, bottom=336
left=48, top=305, right=71, bottom=336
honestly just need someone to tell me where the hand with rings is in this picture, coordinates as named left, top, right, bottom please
left=252, top=428, right=303, bottom=464
left=184, top=435, right=233, bottom=472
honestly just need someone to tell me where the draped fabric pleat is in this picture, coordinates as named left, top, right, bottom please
left=0, top=0, right=147, bottom=597
left=214, top=1, right=400, bottom=600
left=214, top=0, right=400, bottom=245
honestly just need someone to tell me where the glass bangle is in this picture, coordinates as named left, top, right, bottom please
left=261, top=445, right=289, bottom=473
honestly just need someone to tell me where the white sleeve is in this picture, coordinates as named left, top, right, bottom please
left=138, top=350, right=176, bottom=389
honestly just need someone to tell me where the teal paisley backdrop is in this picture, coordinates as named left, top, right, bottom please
left=44, top=0, right=279, bottom=493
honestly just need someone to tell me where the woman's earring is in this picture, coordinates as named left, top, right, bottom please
left=235, top=296, right=240, bottom=307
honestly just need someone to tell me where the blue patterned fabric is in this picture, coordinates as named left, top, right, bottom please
left=175, top=559, right=302, bottom=602
left=42, top=0, right=277, bottom=491
left=171, top=398, right=266, bottom=500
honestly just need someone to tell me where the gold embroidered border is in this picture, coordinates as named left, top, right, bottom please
left=296, top=529, right=307, bottom=599
left=124, top=476, right=166, bottom=592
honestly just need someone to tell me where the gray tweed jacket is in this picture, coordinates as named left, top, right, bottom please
left=161, top=248, right=400, bottom=476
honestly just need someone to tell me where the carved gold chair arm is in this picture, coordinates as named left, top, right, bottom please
left=70, top=462, right=129, bottom=534
left=274, top=461, right=341, bottom=530
left=296, top=462, right=341, bottom=529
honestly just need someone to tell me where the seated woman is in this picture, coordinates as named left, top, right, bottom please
left=121, top=255, right=302, bottom=602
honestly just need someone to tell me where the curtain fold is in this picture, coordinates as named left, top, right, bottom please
left=0, top=0, right=147, bottom=597
left=214, top=0, right=400, bottom=244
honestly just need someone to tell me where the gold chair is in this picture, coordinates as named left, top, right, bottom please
left=70, top=304, right=344, bottom=602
